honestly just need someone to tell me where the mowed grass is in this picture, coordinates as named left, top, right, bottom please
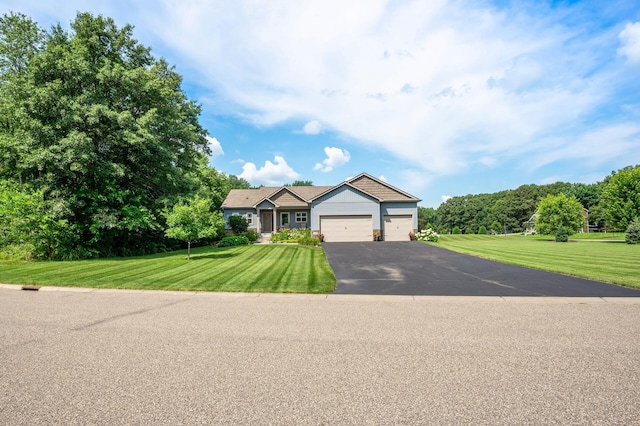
left=0, top=245, right=336, bottom=293
left=433, top=234, right=640, bottom=289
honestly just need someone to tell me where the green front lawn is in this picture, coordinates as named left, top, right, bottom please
left=0, top=245, right=336, bottom=293
left=433, top=234, right=640, bottom=289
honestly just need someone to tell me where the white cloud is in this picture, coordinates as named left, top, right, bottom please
left=313, top=146, right=351, bottom=172
left=618, top=22, right=640, bottom=64
left=303, top=120, right=323, bottom=135
left=20, top=1, right=637, bottom=186
left=441, top=195, right=453, bottom=203
left=206, top=136, right=224, bottom=159
left=239, top=156, right=299, bottom=186
left=378, top=175, right=387, bottom=182
left=143, top=0, right=638, bottom=182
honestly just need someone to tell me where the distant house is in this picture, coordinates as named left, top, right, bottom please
left=221, top=173, right=420, bottom=242
left=524, top=208, right=589, bottom=234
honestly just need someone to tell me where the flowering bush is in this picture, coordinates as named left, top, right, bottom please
left=270, top=228, right=321, bottom=245
left=414, top=228, right=439, bottom=242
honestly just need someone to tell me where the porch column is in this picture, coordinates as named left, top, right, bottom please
left=273, top=209, right=277, bottom=232
left=256, top=208, right=261, bottom=234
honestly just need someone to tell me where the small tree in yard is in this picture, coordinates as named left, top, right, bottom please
left=164, top=196, right=222, bottom=260
left=535, top=194, right=584, bottom=238
left=555, top=226, right=569, bottom=242
left=478, top=225, right=488, bottom=235
left=626, top=220, right=640, bottom=244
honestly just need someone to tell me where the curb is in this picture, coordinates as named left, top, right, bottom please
left=2, top=283, right=640, bottom=303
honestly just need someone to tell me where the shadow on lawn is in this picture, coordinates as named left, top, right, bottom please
left=191, top=252, right=238, bottom=260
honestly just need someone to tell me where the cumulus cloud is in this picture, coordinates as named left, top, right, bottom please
left=313, top=147, right=351, bottom=172
left=239, top=155, right=299, bottom=186
left=378, top=175, right=387, bottom=182
left=303, top=120, right=323, bottom=135
left=206, top=136, right=224, bottom=159
left=618, top=22, right=640, bottom=64
left=441, top=195, right=453, bottom=203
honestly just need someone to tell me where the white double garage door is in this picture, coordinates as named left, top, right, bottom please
left=320, top=215, right=413, bottom=242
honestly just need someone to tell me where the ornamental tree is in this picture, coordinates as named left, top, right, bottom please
left=164, top=196, right=222, bottom=260
left=534, top=194, right=584, bottom=236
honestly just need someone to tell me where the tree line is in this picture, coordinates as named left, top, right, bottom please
left=0, top=12, right=250, bottom=260
left=419, top=165, right=640, bottom=235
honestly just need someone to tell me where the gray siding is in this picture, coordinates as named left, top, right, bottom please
left=381, top=202, right=419, bottom=230
left=311, top=186, right=380, bottom=231
left=223, top=209, right=258, bottom=229
left=276, top=209, right=310, bottom=230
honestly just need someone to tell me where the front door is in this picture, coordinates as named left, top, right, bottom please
left=261, top=211, right=273, bottom=233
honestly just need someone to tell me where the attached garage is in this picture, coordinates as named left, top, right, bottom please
left=384, top=215, right=413, bottom=241
left=320, top=215, right=373, bottom=242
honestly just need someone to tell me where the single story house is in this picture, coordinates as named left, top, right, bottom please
left=221, top=173, right=421, bottom=242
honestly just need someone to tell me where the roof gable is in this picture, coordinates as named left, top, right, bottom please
left=266, top=187, right=308, bottom=207
left=310, top=181, right=381, bottom=203
left=348, top=173, right=420, bottom=202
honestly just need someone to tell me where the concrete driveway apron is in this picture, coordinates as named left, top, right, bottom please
left=323, top=241, right=640, bottom=296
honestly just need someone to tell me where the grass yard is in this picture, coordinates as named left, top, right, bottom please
left=433, top=234, right=640, bottom=289
left=0, top=245, right=336, bottom=293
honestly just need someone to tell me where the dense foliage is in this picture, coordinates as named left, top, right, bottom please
left=427, top=168, right=638, bottom=234
left=217, top=235, right=250, bottom=247
left=0, top=12, right=245, bottom=259
left=600, top=165, right=640, bottom=231
left=228, top=215, right=249, bottom=234
left=534, top=194, right=585, bottom=236
left=626, top=221, right=640, bottom=244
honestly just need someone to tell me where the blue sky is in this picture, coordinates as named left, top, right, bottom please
left=3, top=0, right=640, bottom=207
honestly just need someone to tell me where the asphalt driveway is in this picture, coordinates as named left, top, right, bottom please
left=324, top=241, right=640, bottom=296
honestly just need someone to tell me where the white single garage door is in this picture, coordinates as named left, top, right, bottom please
left=384, top=215, right=413, bottom=241
left=320, top=215, right=373, bottom=242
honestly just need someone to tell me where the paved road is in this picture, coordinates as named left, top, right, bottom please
left=324, top=241, right=640, bottom=296
left=1, top=286, right=640, bottom=425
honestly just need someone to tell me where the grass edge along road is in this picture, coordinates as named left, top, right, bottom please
left=0, top=245, right=336, bottom=293
left=433, top=234, right=640, bottom=289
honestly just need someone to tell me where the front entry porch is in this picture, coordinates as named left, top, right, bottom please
left=260, top=210, right=274, bottom=233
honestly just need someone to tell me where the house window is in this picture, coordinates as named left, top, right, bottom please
left=281, top=212, right=290, bottom=225
left=295, top=211, right=307, bottom=223
left=245, top=213, right=253, bottom=225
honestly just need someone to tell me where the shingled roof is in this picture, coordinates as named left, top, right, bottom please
left=221, top=173, right=420, bottom=209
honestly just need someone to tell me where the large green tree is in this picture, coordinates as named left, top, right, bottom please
left=534, top=193, right=585, bottom=236
left=417, top=206, right=439, bottom=230
left=189, top=155, right=251, bottom=211
left=0, top=12, right=210, bottom=258
left=600, top=165, right=640, bottom=231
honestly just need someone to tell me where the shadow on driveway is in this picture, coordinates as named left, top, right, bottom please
left=323, top=242, right=640, bottom=297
